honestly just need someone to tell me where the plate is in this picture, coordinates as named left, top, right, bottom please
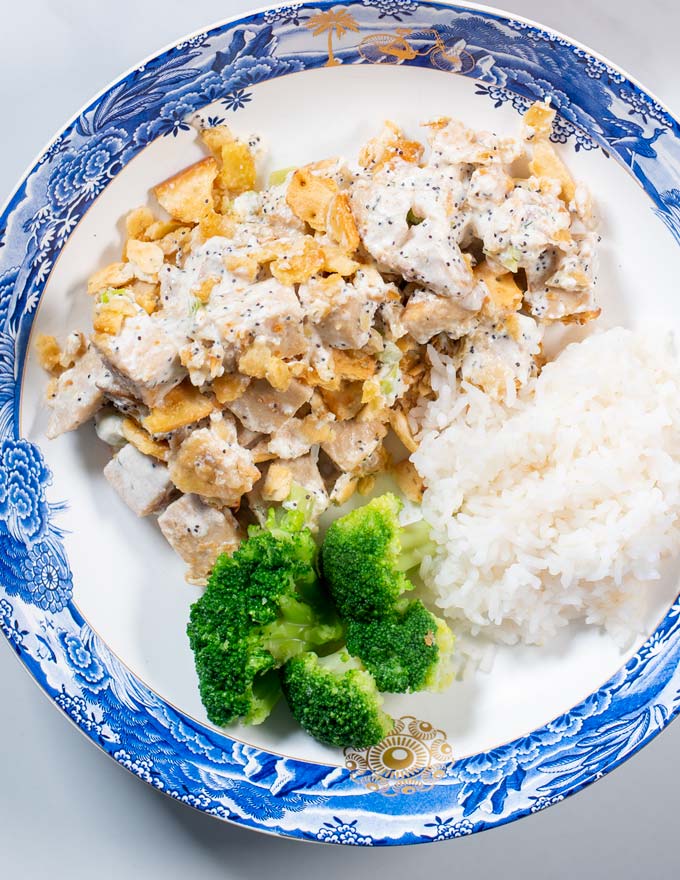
left=3, top=0, right=680, bottom=846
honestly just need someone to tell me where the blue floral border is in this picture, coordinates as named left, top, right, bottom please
left=2, top=0, right=680, bottom=845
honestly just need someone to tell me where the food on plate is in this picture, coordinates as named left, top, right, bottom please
left=344, top=599, right=454, bottom=694
left=187, top=493, right=457, bottom=746
left=39, top=98, right=680, bottom=747
left=38, top=100, right=598, bottom=585
left=321, top=493, right=455, bottom=696
left=186, top=506, right=342, bottom=727
left=321, top=493, right=434, bottom=619
left=413, top=328, right=680, bottom=647
left=281, top=650, right=394, bottom=749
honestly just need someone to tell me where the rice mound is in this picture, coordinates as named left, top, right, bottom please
left=412, top=328, right=680, bottom=646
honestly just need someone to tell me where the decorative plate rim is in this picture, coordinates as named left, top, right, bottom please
left=2, top=0, right=680, bottom=846
left=4, top=0, right=679, bottom=223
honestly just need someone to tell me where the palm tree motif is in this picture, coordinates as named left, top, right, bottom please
left=305, top=8, right=360, bottom=67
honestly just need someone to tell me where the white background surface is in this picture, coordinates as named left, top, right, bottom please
left=1, top=1, right=680, bottom=875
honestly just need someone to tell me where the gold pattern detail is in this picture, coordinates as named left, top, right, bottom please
left=344, top=715, right=452, bottom=796
left=305, top=9, right=360, bottom=68
left=357, top=28, right=475, bottom=74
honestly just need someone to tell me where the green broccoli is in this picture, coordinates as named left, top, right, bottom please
left=346, top=600, right=455, bottom=693
left=320, top=493, right=435, bottom=620
left=281, top=650, right=394, bottom=748
left=187, top=507, right=342, bottom=727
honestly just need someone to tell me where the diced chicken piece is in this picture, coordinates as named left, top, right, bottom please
left=297, top=274, right=341, bottom=324
left=351, top=163, right=480, bottom=304
left=267, top=412, right=334, bottom=459
left=525, top=286, right=599, bottom=323
left=321, top=418, right=388, bottom=473
left=397, top=216, right=479, bottom=300
left=93, top=307, right=185, bottom=408
left=353, top=441, right=390, bottom=478
left=545, top=238, right=597, bottom=293
left=460, top=313, right=543, bottom=399
left=306, top=328, right=336, bottom=384
left=298, top=267, right=393, bottom=350
left=261, top=180, right=308, bottom=232
left=160, top=235, right=306, bottom=376
left=285, top=452, right=328, bottom=494
left=158, top=238, right=230, bottom=318
left=329, top=472, right=359, bottom=506
left=350, top=166, right=412, bottom=261
left=524, top=238, right=598, bottom=322
left=228, top=379, right=313, bottom=434
left=523, top=247, right=560, bottom=292
left=103, top=443, right=174, bottom=516
left=402, top=290, right=480, bottom=343
left=205, top=277, right=306, bottom=359
left=236, top=422, right=264, bottom=449
left=266, top=420, right=312, bottom=460
left=353, top=264, right=400, bottom=309
left=158, top=493, right=242, bottom=583
left=427, top=117, right=521, bottom=167
left=168, top=414, right=260, bottom=506
left=95, top=366, right=148, bottom=420
left=466, top=164, right=513, bottom=208
left=474, top=184, right=571, bottom=271
left=311, top=286, right=372, bottom=348
left=46, top=347, right=106, bottom=439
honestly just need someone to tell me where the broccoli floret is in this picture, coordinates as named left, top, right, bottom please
left=346, top=600, right=455, bottom=693
left=281, top=650, right=394, bottom=748
left=321, top=495, right=455, bottom=696
left=320, top=493, right=434, bottom=620
left=187, top=509, right=342, bottom=727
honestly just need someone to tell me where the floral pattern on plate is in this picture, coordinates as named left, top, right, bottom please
left=2, top=1, right=680, bottom=845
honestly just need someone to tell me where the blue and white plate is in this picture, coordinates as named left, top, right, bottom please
left=3, top=0, right=680, bottom=846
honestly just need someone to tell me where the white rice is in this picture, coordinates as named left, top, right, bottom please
left=412, top=328, right=680, bottom=647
